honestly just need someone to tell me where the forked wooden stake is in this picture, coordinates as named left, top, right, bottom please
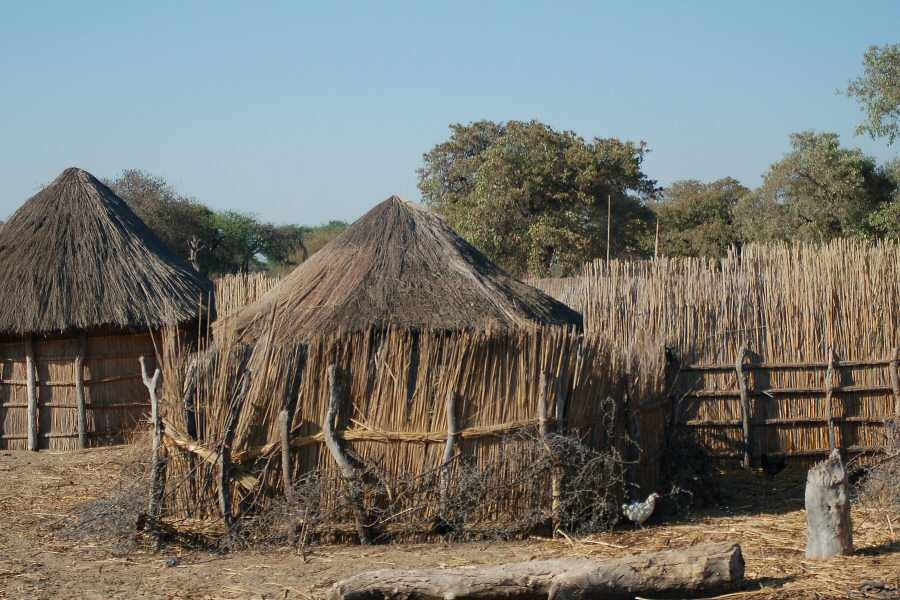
left=439, top=390, right=459, bottom=513
left=139, top=355, right=165, bottom=521
left=323, top=364, right=372, bottom=544
left=734, top=347, right=751, bottom=469
left=74, top=333, right=87, bottom=449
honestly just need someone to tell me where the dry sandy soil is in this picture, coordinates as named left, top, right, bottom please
left=1, top=446, right=897, bottom=600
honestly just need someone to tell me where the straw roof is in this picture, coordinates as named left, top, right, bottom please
left=233, top=195, right=582, bottom=338
left=0, top=168, right=212, bottom=336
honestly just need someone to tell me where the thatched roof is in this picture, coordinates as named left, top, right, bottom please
left=232, top=196, right=582, bottom=339
left=0, top=168, right=212, bottom=336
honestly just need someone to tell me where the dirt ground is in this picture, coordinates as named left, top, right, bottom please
left=1, top=446, right=897, bottom=600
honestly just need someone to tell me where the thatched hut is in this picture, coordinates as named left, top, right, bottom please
left=231, top=195, right=581, bottom=339
left=0, top=167, right=212, bottom=450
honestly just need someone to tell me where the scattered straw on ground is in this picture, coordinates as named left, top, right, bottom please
left=0, top=448, right=897, bottom=599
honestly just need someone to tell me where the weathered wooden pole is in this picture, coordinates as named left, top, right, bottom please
left=323, top=364, right=372, bottom=544
left=439, top=390, right=459, bottom=514
left=890, top=346, right=900, bottom=418
left=218, top=372, right=251, bottom=530
left=25, top=336, right=37, bottom=451
left=824, top=348, right=837, bottom=451
left=805, top=449, right=853, bottom=559
left=74, top=333, right=87, bottom=449
left=734, top=346, right=751, bottom=469
left=140, top=355, right=165, bottom=520
left=279, top=408, right=293, bottom=501
left=537, top=372, right=563, bottom=533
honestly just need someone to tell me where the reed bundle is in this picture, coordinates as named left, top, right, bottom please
left=530, top=240, right=900, bottom=465
left=157, top=321, right=665, bottom=538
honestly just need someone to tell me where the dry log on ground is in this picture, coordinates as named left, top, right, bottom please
left=328, top=541, right=744, bottom=600
left=805, top=448, right=853, bottom=559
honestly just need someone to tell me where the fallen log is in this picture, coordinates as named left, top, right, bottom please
left=328, top=541, right=744, bottom=600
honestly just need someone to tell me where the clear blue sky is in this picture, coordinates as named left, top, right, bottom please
left=1, top=1, right=897, bottom=225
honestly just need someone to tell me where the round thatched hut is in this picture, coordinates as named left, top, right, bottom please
left=0, top=167, right=212, bottom=450
left=231, top=195, right=581, bottom=339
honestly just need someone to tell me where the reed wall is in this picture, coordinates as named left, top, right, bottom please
left=0, top=332, right=156, bottom=450
left=159, top=325, right=665, bottom=533
left=213, top=273, right=281, bottom=318
left=529, top=240, right=900, bottom=465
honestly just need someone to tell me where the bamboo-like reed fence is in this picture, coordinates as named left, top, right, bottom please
left=156, top=324, right=665, bottom=537
left=0, top=332, right=156, bottom=450
left=529, top=240, right=900, bottom=466
left=213, top=273, right=281, bottom=318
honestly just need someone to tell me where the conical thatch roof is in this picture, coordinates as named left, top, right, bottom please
left=232, top=195, right=581, bottom=339
left=0, top=168, right=212, bottom=336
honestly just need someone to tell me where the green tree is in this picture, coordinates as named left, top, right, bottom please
left=846, top=44, right=900, bottom=145
left=419, top=120, right=658, bottom=277
left=106, top=169, right=219, bottom=272
left=867, top=158, right=900, bottom=237
left=655, top=178, right=747, bottom=257
left=733, top=132, right=894, bottom=242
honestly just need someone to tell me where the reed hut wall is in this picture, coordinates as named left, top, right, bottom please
left=528, top=240, right=900, bottom=466
left=0, top=331, right=157, bottom=450
left=213, top=273, right=281, bottom=319
left=159, top=326, right=665, bottom=531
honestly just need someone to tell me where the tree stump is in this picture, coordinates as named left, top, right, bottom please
left=805, top=449, right=853, bottom=559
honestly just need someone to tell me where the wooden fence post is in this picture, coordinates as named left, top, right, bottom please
left=279, top=408, right=293, bottom=502
left=734, top=347, right=751, bottom=470
left=218, top=372, right=250, bottom=530
left=890, top=347, right=900, bottom=418
left=75, top=333, right=87, bottom=449
left=537, top=372, right=563, bottom=533
left=140, top=356, right=166, bottom=521
left=439, top=390, right=459, bottom=515
left=25, top=336, right=37, bottom=452
left=824, top=349, right=837, bottom=451
left=323, top=364, right=372, bottom=545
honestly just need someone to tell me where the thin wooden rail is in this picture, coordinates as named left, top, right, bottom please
left=681, top=358, right=894, bottom=372
left=685, top=384, right=894, bottom=398
left=683, top=415, right=890, bottom=427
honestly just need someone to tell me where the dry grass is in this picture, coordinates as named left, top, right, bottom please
left=213, top=272, right=280, bottom=319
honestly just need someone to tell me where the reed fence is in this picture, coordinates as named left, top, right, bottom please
left=0, top=332, right=155, bottom=450
left=155, top=324, right=665, bottom=539
left=529, top=240, right=900, bottom=466
left=213, top=272, right=281, bottom=318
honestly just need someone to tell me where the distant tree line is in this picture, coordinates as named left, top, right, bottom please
left=104, top=170, right=347, bottom=276
left=419, top=44, right=900, bottom=277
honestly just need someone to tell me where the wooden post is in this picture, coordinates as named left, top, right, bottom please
left=279, top=408, right=293, bottom=501
left=890, top=347, right=900, bottom=418
left=537, top=372, right=562, bottom=533
left=25, top=336, right=37, bottom=452
left=74, top=333, right=87, bottom=449
left=140, top=356, right=165, bottom=521
left=323, top=364, right=372, bottom=544
left=734, top=347, right=751, bottom=470
left=439, top=390, right=459, bottom=513
left=606, top=194, right=612, bottom=265
left=824, top=349, right=837, bottom=451
left=218, top=373, right=250, bottom=530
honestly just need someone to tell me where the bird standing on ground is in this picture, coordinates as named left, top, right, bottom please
left=622, top=492, right=660, bottom=527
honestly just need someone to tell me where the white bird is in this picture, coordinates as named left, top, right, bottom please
left=622, top=492, right=660, bottom=527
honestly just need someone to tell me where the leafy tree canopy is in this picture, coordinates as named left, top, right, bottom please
left=419, top=120, right=658, bottom=277
left=655, top=178, right=748, bottom=257
left=846, top=44, right=900, bottom=145
left=733, top=131, right=894, bottom=243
